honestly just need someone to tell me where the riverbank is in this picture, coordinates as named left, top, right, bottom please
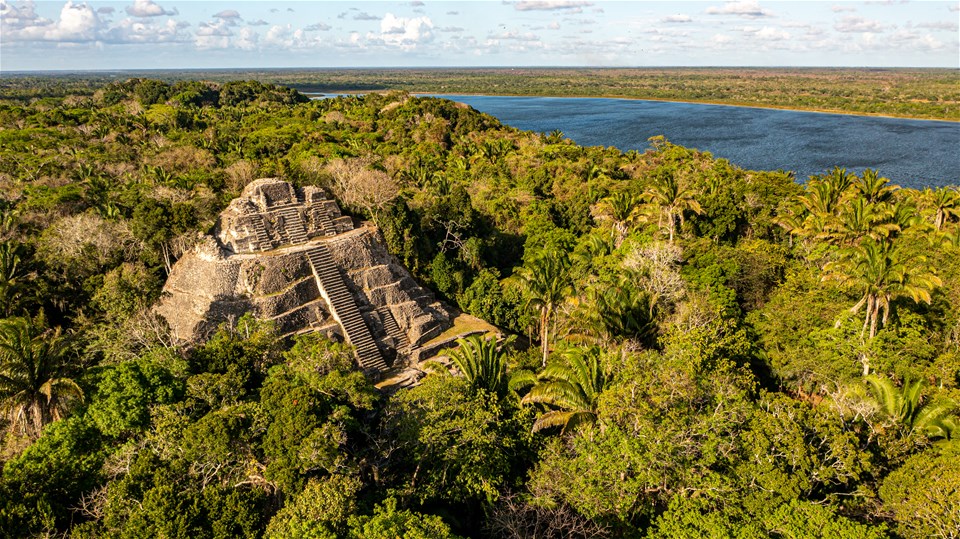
left=287, top=67, right=960, bottom=122
left=310, top=90, right=960, bottom=123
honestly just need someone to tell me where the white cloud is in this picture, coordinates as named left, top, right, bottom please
left=548, top=20, right=561, bottom=29
left=234, top=26, right=258, bottom=50
left=194, top=20, right=236, bottom=48
left=374, top=13, right=433, bottom=49
left=950, top=4, right=959, bottom=12
left=662, top=14, right=692, bottom=23
left=103, top=16, right=190, bottom=44
left=916, top=21, right=959, bottom=31
left=706, top=1, right=774, bottom=19
left=248, top=19, right=268, bottom=26
left=755, top=26, right=790, bottom=40
left=1, top=1, right=105, bottom=42
left=489, top=29, right=542, bottom=41
left=354, top=11, right=380, bottom=21
left=711, top=33, right=733, bottom=45
left=97, top=6, right=115, bottom=15
left=125, top=0, right=177, bottom=18
left=214, top=10, right=240, bottom=20
left=832, top=5, right=857, bottom=12
left=834, top=15, right=886, bottom=33
left=304, top=22, right=332, bottom=31
left=889, top=29, right=946, bottom=50
left=263, top=23, right=296, bottom=47
left=49, top=1, right=102, bottom=40
left=513, top=1, right=593, bottom=12
left=1, top=0, right=44, bottom=29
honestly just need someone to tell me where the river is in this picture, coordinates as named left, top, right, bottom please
left=438, top=95, right=959, bottom=189
left=312, top=94, right=959, bottom=189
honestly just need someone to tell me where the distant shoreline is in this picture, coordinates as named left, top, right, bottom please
left=306, top=90, right=960, bottom=123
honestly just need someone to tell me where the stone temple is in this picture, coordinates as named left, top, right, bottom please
left=157, top=178, right=495, bottom=383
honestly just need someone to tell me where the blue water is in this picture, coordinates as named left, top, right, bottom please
left=427, top=95, right=959, bottom=189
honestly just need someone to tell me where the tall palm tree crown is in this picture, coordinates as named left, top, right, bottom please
left=515, top=249, right=573, bottom=367
left=520, top=346, right=610, bottom=434
left=865, top=375, right=957, bottom=439
left=643, top=173, right=703, bottom=243
left=0, top=317, right=83, bottom=438
left=823, top=239, right=941, bottom=342
left=446, top=334, right=515, bottom=400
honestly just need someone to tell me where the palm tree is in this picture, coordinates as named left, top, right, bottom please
left=515, top=250, right=573, bottom=367
left=924, top=186, right=960, bottom=231
left=865, top=375, right=957, bottom=439
left=592, top=192, right=642, bottom=246
left=578, top=277, right=658, bottom=346
left=446, top=334, right=515, bottom=399
left=0, top=317, right=83, bottom=438
left=823, top=239, right=941, bottom=344
left=643, top=174, right=702, bottom=243
left=520, top=346, right=610, bottom=434
left=827, top=198, right=899, bottom=247
left=0, top=241, right=28, bottom=317
left=853, top=169, right=895, bottom=204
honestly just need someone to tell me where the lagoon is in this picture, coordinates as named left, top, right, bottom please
left=428, top=95, right=959, bottom=189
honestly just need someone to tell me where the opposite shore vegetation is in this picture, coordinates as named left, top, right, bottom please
left=2, top=67, right=958, bottom=121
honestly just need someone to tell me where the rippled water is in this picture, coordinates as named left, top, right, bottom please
left=432, top=95, right=959, bottom=189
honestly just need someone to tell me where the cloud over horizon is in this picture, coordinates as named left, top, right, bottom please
left=0, top=0, right=955, bottom=70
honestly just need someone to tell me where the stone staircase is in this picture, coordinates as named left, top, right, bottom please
left=273, top=204, right=308, bottom=244
left=378, top=307, right=409, bottom=350
left=306, top=245, right=387, bottom=375
left=255, top=195, right=388, bottom=375
left=317, top=210, right=338, bottom=237
left=251, top=214, right=272, bottom=251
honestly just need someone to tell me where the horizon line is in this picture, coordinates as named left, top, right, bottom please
left=2, top=65, right=958, bottom=76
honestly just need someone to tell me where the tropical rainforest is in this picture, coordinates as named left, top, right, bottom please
left=0, top=78, right=957, bottom=538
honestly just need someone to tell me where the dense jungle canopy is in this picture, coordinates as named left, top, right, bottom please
left=0, top=79, right=957, bottom=538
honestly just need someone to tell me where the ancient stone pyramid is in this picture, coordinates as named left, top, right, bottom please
left=157, top=178, right=491, bottom=379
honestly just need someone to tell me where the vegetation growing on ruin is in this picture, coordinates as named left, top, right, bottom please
left=0, top=79, right=958, bottom=538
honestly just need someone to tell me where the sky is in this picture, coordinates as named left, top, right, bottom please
left=1, top=1, right=958, bottom=71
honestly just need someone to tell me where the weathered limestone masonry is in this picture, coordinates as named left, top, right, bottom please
left=157, top=178, right=484, bottom=380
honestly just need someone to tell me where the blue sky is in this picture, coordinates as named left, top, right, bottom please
left=1, top=1, right=958, bottom=71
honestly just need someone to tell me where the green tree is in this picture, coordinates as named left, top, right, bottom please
left=880, top=441, right=960, bottom=539
left=445, top=334, right=515, bottom=399
left=515, top=249, right=572, bottom=367
left=924, top=186, right=960, bottom=231
left=0, top=241, right=28, bottom=317
left=265, top=474, right=362, bottom=539
left=88, top=359, right=184, bottom=438
left=643, top=173, right=703, bottom=243
left=592, top=191, right=642, bottom=246
left=823, top=239, right=941, bottom=344
left=347, top=498, right=462, bottom=539
left=0, top=317, right=82, bottom=438
left=853, top=168, right=895, bottom=204
left=381, top=375, right=517, bottom=504
left=521, top=346, right=609, bottom=434
left=865, top=374, right=957, bottom=439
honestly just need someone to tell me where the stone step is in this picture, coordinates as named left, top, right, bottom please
left=251, top=214, right=273, bottom=251
left=317, top=211, right=338, bottom=237
left=273, top=206, right=309, bottom=244
left=378, top=307, right=409, bottom=349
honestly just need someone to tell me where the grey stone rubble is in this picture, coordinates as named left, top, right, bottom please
left=156, top=178, right=496, bottom=381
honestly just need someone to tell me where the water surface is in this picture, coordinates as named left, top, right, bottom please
left=430, top=95, right=959, bottom=189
